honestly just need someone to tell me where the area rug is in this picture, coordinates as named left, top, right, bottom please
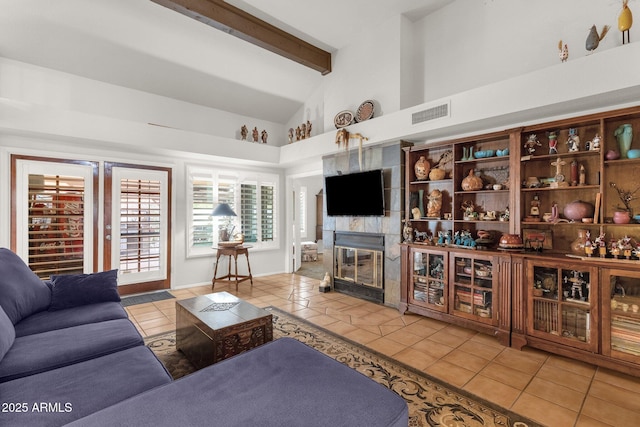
left=145, top=307, right=540, bottom=427
left=121, top=291, right=175, bottom=307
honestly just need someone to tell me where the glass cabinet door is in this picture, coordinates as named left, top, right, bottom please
left=602, top=268, right=640, bottom=363
left=451, top=253, right=496, bottom=324
left=527, top=260, right=597, bottom=351
left=409, top=248, right=447, bottom=312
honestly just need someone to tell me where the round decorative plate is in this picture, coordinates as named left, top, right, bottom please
left=334, top=110, right=354, bottom=128
left=355, top=100, right=375, bottom=122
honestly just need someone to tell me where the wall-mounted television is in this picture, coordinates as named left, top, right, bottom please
left=325, top=169, right=385, bottom=216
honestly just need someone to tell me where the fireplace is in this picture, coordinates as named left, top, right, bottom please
left=333, top=232, right=384, bottom=304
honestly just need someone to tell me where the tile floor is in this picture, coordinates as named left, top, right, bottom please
left=125, top=273, right=640, bottom=427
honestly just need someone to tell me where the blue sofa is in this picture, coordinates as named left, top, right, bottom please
left=0, top=248, right=408, bottom=426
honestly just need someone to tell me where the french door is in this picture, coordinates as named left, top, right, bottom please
left=104, top=163, right=171, bottom=295
left=12, top=156, right=171, bottom=294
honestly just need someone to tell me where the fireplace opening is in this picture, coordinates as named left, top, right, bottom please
left=333, top=232, right=384, bottom=304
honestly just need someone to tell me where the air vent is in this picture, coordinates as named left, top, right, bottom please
left=412, top=102, right=450, bottom=125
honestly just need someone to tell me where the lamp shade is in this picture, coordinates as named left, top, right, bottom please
left=212, top=203, right=237, bottom=217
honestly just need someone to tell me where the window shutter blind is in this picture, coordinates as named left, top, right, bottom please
left=28, top=174, right=85, bottom=278
left=241, top=183, right=258, bottom=242
left=261, top=184, right=275, bottom=242
left=192, top=178, right=214, bottom=247
left=119, top=178, right=161, bottom=274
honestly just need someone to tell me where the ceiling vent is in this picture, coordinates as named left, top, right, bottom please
left=412, top=102, right=450, bottom=125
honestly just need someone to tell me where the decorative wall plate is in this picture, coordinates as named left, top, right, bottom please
left=334, top=110, right=354, bottom=128
left=355, top=100, right=375, bottom=122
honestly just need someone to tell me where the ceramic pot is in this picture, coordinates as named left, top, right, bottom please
left=605, top=150, right=620, bottom=160
left=414, top=156, right=430, bottom=180
left=499, top=234, right=524, bottom=249
left=614, top=124, right=633, bottom=159
left=613, top=211, right=632, bottom=224
left=461, top=169, right=483, bottom=191
left=428, top=168, right=446, bottom=181
left=571, top=229, right=589, bottom=255
left=563, top=200, right=594, bottom=221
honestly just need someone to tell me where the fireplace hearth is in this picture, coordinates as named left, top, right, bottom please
left=333, top=232, right=384, bottom=304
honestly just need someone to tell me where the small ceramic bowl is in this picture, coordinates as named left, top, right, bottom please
left=493, top=184, right=503, bottom=190
left=627, top=149, right=640, bottom=159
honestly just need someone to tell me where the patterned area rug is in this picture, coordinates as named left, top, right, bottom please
left=145, top=307, right=540, bottom=427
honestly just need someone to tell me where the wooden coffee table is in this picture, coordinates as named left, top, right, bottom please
left=175, top=292, right=273, bottom=369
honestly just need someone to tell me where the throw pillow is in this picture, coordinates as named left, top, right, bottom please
left=0, top=248, right=52, bottom=324
left=0, top=305, right=16, bottom=362
left=49, top=269, right=120, bottom=311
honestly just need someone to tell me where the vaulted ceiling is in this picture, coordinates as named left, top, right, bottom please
left=0, top=0, right=452, bottom=123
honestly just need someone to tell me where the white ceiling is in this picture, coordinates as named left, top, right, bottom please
left=0, top=0, right=452, bottom=124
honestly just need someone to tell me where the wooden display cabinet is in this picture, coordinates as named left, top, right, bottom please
left=602, top=268, right=640, bottom=365
left=525, top=258, right=598, bottom=352
left=408, top=247, right=448, bottom=313
left=450, top=252, right=498, bottom=325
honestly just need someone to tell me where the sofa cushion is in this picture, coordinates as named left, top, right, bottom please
left=14, top=301, right=128, bottom=337
left=67, top=338, right=409, bottom=427
left=0, top=318, right=144, bottom=383
left=49, top=269, right=120, bottom=311
left=0, top=306, right=15, bottom=362
left=0, top=248, right=51, bottom=324
left=0, top=346, right=172, bottom=426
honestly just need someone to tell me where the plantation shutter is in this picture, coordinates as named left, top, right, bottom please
left=241, top=183, right=258, bottom=243
left=261, top=184, right=275, bottom=242
left=119, top=178, right=162, bottom=275
left=192, top=177, right=214, bottom=248
left=28, top=174, right=85, bottom=278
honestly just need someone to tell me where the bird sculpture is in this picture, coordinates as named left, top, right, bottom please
left=619, top=0, right=633, bottom=44
left=586, top=24, right=610, bottom=52
left=558, top=40, right=569, bottom=62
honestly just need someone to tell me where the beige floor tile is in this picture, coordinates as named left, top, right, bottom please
left=445, top=348, right=490, bottom=373
left=305, top=314, right=339, bottom=327
left=587, top=379, right=640, bottom=413
left=479, top=361, right=533, bottom=391
left=322, top=320, right=359, bottom=336
left=511, top=392, right=578, bottom=427
left=493, top=347, right=546, bottom=375
left=594, top=368, right=640, bottom=394
left=132, top=310, right=168, bottom=322
left=138, top=316, right=173, bottom=329
left=524, top=377, right=586, bottom=412
left=428, top=329, right=468, bottom=348
left=545, top=354, right=597, bottom=378
left=366, top=337, right=405, bottom=357
left=392, top=347, right=438, bottom=371
left=423, top=360, right=476, bottom=388
left=143, top=323, right=175, bottom=336
left=343, top=328, right=382, bottom=345
left=458, top=340, right=503, bottom=361
left=575, top=414, right=615, bottom=427
left=379, top=324, right=404, bottom=336
left=383, top=329, right=424, bottom=347
left=401, top=322, right=440, bottom=338
left=580, top=395, right=640, bottom=427
left=463, top=375, right=521, bottom=409
left=537, top=363, right=593, bottom=394
left=411, top=337, right=454, bottom=359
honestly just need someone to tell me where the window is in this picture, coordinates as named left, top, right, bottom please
left=187, top=165, right=279, bottom=256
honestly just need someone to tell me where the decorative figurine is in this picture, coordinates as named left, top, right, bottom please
left=548, top=131, right=558, bottom=154
left=402, top=220, right=413, bottom=243
left=551, top=157, right=567, bottom=186
left=589, top=133, right=601, bottom=151
left=426, top=189, right=443, bottom=218
left=240, top=125, right=248, bottom=141
left=566, top=128, right=580, bottom=151
left=411, top=207, right=421, bottom=220
left=579, top=164, right=586, bottom=186
left=252, top=127, right=259, bottom=143
left=261, top=129, right=268, bottom=144
left=619, top=0, right=633, bottom=44
left=295, top=126, right=302, bottom=141
left=530, top=194, right=541, bottom=218
left=306, top=120, right=312, bottom=138
left=558, top=40, right=569, bottom=62
left=300, top=123, right=307, bottom=140
left=524, top=134, right=541, bottom=154
left=288, top=128, right=294, bottom=144
left=585, top=24, right=610, bottom=52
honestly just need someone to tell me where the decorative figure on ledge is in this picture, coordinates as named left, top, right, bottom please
left=252, top=127, right=259, bottom=143
left=566, top=128, right=580, bottom=152
left=548, top=131, right=558, bottom=154
left=306, top=120, right=312, bottom=138
left=524, top=134, right=541, bottom=154
left=288, top=128, right=294, bottom=144
left=296, top=126, right=302, bottom=141
left=240, top=125, right=248, bottom=141
left=619, top=0, right=633, bottom=44
left=402, top=220, right=413, bottom=243
left=261, top=129, right=268, bottom=144
left=588, top=133, right=601, bottom=151
left=585, top=24, right=610, bottom=52
left=411, top=207, right=421, bottom=220
left=558, top=40, right=569, bottom=62
left=300, top=123, right=307, bottom=140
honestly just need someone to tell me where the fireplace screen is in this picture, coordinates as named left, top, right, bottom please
left=334, top=246, right=383, bottom=289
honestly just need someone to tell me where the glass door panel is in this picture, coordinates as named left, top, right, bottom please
left=409, top=248, right=447, bottom=312
left=603, top=269, right=640, bottom=362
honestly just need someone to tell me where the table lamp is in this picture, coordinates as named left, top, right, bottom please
left=212, top=203, right=237, bottom=241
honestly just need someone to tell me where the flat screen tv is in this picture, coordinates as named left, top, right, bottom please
left=325, top=169, right=385, bottom=216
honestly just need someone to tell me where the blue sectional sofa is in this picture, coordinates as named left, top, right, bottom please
left=0, top=248, right=408, bottom=426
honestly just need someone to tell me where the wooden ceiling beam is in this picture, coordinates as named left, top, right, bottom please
left=150, top=0, right=332, bottom=75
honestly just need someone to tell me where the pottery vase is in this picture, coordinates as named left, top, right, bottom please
left=613, top=211, right=631, bottom=224
left=571, top=229, right=589, bottom=255
left=461, top=169, right=483, bottom=191
left=563, top=200, right=594, bottom=221
left=461, top=147, right=469, bottom=161
left=429, top=168, right=446, bottom=181
left=414, top=156, right=430, bottom=180
left=614, top=124, right=633, bottom=159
